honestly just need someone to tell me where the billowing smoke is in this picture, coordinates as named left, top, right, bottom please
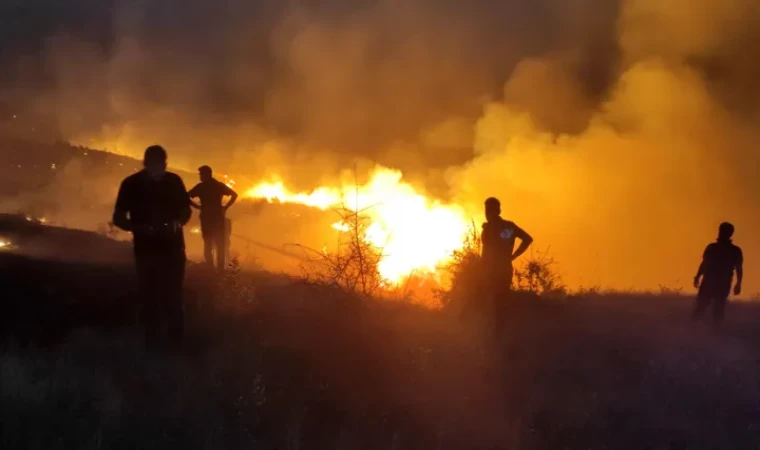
left=2, top=0, right=760, bottom=292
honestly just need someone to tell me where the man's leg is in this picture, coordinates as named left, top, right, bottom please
left=215, top=229, right=226, bottom=272
left=203, top=234, right=214, bottom=267
left=496, top=270, right=515, bottom=334
left=693, top=293, right=710, bottom=320
left=493, top=279, right=512, bottom=336
left=225, top=219, right=232, bottom=264
left=712, top=295, right=728, bottom=324
left=493, top=290, right=504, bottom=335
left=166, top=253, right=187, bottom=348
left=136, top=255, right=161, bottom=349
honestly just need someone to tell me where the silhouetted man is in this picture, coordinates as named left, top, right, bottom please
left=113, top=145, right=191, bottom=349
left=188, top=166, right=238, bottom=272
left=693, top=222, right=743, bottom=324
left=481, top=197, right=533, bottom=333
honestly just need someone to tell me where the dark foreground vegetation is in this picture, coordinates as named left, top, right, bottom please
left=2, top=218, right=760, bottom=449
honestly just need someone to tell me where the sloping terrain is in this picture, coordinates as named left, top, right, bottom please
left=1, top=218, right=760, bottom=449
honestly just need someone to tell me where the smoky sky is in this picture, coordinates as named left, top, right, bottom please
left=3, top=1, right=759, bottom=149
left=1, top=0, right=622, bottom=163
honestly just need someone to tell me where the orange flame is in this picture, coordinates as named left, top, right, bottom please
left=246, top=181, right=342, bottom=210
left=243, top=167, right=471, bottom=283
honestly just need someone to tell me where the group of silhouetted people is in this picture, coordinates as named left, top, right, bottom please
left=114, top=146, right=745, bottom=349
left=112, top=146, right=238, bottom=349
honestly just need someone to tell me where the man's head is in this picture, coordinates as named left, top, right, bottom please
left=718, top=222, right=735, bottom=241
left=484, top=197, right=501, bottom=222
left=198, top=165, right=212, bottom=183
left=143, top=145, right=167, bottom=180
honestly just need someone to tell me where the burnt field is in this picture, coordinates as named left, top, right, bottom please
left=1, top=217, right=760, bottom=449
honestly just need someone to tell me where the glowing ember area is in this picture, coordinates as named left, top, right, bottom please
left=25, top=216, right=48, bottom=224
left=244, top=167, right=471, bottom=283
left=222, top=175, right=236, bottom=190
left=0, top=239, right=11, bottom=249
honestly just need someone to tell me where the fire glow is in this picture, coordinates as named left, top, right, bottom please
left=243, top=167, right=471, bottom=283
left=223, top=175, right=236, bottom=190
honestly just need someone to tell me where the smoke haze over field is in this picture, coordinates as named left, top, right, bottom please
left=2, top=0, right=760, bottom=291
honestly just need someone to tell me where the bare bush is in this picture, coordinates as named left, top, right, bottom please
left=296, top=205, right=385, bottom=297
left=513, top=247, right=566, bottom=296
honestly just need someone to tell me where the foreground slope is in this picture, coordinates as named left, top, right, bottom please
left=1, top=219, right=760, bottom=449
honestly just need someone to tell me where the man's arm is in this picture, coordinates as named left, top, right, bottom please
left=175, top=177, right=192, bottom=226
left=188, top=185, right=201, bottom=209
left=694, top=261, right=706, bottom=288
left=511, top=225, right=534, bottom=261
left=694, top=245, right=710, bottom=287
left=223, top=185, right=238, bottom=211
left=112, top=179, right=132, bottom=232
left=734, top=248, right=743, bottom=295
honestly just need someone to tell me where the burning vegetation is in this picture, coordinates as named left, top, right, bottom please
left=243, top=166, right=471, bottom=285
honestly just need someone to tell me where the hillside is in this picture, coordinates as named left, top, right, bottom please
left=2, top=217, right=760, bottom=449
left=0, top=136, right=145, bottom=196
left=0, top=137, right=338, bottom=271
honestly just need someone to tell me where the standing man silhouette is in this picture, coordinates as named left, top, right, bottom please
left=693, top=222, right=743, bottom=324
left=481, top=197, right=533, bottom=334
left=188, top=165, right=238, bottom=272
left=112, top=145, right=191, bottom=349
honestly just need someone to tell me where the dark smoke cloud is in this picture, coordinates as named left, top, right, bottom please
left=2, top=0, right=619, bottom=171
left=3, top=0, right=760, bottom=292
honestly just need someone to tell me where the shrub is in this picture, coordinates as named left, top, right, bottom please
left=435, top=221, right=483, bottom=309
left=437, top=224, right=566, bottom=309
left=513, top=247, right=566, bottom=296
left=296, top=205, right=384, bottom=298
